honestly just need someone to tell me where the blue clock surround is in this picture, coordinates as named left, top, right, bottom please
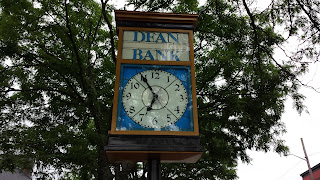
left=116, top=64, right=194, bottom=132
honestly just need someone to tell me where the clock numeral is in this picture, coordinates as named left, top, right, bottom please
left=175, top=84, right=180, bottom=91
left=129, top=106, right=135, bottom=114
left=152, top=72, right=160, bottom=79
left=167, top=76, right=170, bottom=83
left=140, top=74, right=147, bottom=81
left=125, top=93, right=131, bottom=100
left=174, top=106, right=180, bottom=114
left=131, top=82, right=140, bottom=89
left=167, top=114, right=171, bottom=122
left=152, top=117, right=158, bottom=125
left=139, top=114, right=144, bottom=121
left=180, top=94, right=185, bottom=102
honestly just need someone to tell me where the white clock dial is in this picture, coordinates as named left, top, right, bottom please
left=122, top=69, right=188, bottom=128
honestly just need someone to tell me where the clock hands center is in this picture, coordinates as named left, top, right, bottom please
left=147, top=88, right=168, bottom=113
left=141, top=75, right=167, bottom=112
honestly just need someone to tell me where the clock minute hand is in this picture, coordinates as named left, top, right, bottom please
left=141, top=75, right=153, bottom=92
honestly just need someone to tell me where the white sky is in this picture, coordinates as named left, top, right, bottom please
left=110, top=0, right=320, bottom=179
left=237, top=63, right=320, bottom=180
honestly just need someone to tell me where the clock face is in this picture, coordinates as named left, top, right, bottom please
left=116, top=64, right=194, bottom=131
left=122, top=69, right=188, bottom=128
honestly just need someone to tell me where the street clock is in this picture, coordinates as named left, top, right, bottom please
left=106, top=10, right=202, bottom=163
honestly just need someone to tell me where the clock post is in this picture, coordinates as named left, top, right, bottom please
left=105, top=10, right=202, bottom=177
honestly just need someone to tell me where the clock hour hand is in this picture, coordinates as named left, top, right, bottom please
left=147, top=93, right=158, bottom=112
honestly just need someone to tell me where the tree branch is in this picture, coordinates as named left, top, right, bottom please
left=0, top=87, right=78, bottom=99
left=64, top=0, right=88, bottom=93
left=13, top=48, right=87, bottom=104
left=101, top=0, right=117, bottom=64
left=264, top=46, right=320, bottom=93
left=88, top=15, right=102, bottom=59
left=242, top=0, right=264, bottom=92
left=242, top=0, right=258, bottom=44
left=296, top=0, right=320, bottom=32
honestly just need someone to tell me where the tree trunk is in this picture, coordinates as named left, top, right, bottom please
left=97, top=144, right=113, bottom=180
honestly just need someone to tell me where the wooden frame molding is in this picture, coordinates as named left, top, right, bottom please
left=106, top=151, right=203, bottom=163
left=115, top=10, right=198, bottom=30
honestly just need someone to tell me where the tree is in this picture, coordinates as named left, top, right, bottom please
left=0, top=0, right=115, bottom=179
left=0, top=0, right=317, bottom=179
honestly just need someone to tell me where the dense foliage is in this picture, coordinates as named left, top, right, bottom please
left=0, top=0, right=318, bottom=179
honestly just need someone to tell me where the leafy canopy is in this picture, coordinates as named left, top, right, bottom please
left=0, top=0, right=318, bottom=179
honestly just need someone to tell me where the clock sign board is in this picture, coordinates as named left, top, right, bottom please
left=122, top=31, right=190, bottom=61
left=105, top=10, right=202, bottom=163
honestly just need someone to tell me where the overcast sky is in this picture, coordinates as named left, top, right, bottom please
left=110, top=0, right=320, bottom=179
left=237, top=62, right=320, bottom=180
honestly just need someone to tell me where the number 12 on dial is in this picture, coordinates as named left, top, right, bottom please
left=116, top=64, right=194, bottom=132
